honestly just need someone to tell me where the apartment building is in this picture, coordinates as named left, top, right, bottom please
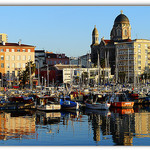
left=115, top=39, right=150, bottom=83
left=0, top=42, right=35, bottom=77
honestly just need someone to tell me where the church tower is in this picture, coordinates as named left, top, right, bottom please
left=92, top=25, right=99, bottom=45
left=110, top=10, right=131, bottom=41
left=91, top=25, right=99, bottom=64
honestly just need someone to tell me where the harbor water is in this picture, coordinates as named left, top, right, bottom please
left=0, top=105, right=149, bottom=146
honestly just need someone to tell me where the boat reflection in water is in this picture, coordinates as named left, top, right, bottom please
left=0, top=110, right=36, bottom=141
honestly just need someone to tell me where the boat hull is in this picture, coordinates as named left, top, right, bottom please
left=111, top=102, right=134, bottom=108
left=36, top=104, right=61, bottom=111
left=85, top=102, right=110, bottom=110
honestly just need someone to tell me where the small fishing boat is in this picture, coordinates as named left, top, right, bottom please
left=84, top=93, right=111, bottom=110
left=85, top=102, right=111, bottom=110
left=110, top=93, right=134, bottom=108
left=59, top=95, right=79, bottom=110
left=36, top=96, right=61, bottom=111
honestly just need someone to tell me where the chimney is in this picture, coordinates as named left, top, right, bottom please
left=2, top=41, right=5, bottom=45
left=18, top=39, right=21, bottom=45
left=18, top=41, right=21, bottom=45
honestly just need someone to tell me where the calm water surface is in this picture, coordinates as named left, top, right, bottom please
left=0, top=105, right=150, bottom=146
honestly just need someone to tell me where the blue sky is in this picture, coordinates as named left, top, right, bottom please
left=1, top=6, right=150, bottom=57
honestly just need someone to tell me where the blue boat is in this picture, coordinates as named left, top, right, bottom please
left=59, top=95, right=79, bottom=110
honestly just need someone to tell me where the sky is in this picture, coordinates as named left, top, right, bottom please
left=1, top=6, right=150, bottom=57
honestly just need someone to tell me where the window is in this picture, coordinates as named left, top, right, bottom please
left=1, top=55, right=4, bottom=60
left=11, top=49, right=15, bottom=52
left=124, top=29, right=127, bottom=36
left=12, top=63, right=15, bottom=68
left=28, top=56, right=31, bottom=60
left=22, top=49, right=26, bottom=52
left=138, top=44, right=141, bottom=48
left=6, top=49, right=9, bottom=52
left=65, top=61, right=68, bottom=64
left=54, top=61, right=56, bottom=65
left=17, top=49, right=20, bottom=52
left=138, top=49, right=141, bottom=53
left=22, top=55, right=26, bottom=61
left=1, top=63, right=4, bottom=68
left=117, top=29, right=121, bottom=36
left=12, top=56, right=15, bottom=60
left=1, top=49, right=4, bottom=52
left=138, top=67, right=141, bottom=70
left=23, top=63, right=25, bottom=68
left=17, top=55, right=21, bottom=60
left=138, top=61, right=141, bottom=65
left=145, top=44, right=148, bottom=48
left=138, top=55, right=141, bottom=59
left=6, top=56, right=10, bottom=60
left=17, top=63, right=21, bottom=68
left=28, top=49, right=31, bottom=52
left=7, top=63, right=10, bottom=68
left=145, top=49, right=148, bottom=54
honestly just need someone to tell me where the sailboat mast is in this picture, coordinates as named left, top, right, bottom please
left=98, top=52, right=100, bottom=87
left=116, top=48, right=118, bottom=84
left=107, top=50, right=109, bottom=84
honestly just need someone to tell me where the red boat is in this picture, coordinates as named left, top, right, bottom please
left=110, top=93, right=134, bottom=109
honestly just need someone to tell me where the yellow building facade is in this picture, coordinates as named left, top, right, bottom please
left=0, top=42, right=35, bottom=76
left=115, top=39, right=150, bottom=83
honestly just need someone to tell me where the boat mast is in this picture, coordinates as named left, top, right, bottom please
left=105, top=51, right=107, bottom=85
left=128, top=48, right=129, bottom=83
left=115, top=48, right=118, bottom=84
left=107, top=50, right=110, bottom=84
left=97, top=51, right=100, bottom=87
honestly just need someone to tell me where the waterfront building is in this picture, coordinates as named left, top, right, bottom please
left=115, top=39, right=150, bottom=83
left=54, top=64, right=111, bottom=85
left=0, top=41, right=35, bottom=77
left=0, top=40, right=35, bottom=87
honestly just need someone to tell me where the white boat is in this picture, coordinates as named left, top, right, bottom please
left=36, top=96, right=61, bottom=111
left=85, top=101, right=110, bottom=110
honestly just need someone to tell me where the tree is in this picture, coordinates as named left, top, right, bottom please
left=20, top=61, right=36, bottom=86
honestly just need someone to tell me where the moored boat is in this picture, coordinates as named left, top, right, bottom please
left=85, top=102, right=111, bottom=110
left=110, top=93, right=134, bottom=108
left=59, top=95, right=79, bottom=110
left=36, top=96, right=61, bottom=111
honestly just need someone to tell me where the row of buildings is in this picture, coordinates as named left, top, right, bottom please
left=0, top=33, right=111, bottom=87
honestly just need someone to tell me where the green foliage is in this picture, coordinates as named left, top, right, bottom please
left=20, top=61, right=36, bottom=85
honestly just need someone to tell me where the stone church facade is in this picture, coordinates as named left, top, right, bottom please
left=91, top=11, right=132, bottom=75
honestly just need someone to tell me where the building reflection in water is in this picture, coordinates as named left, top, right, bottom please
left=85, top=109, right=111, bottom=142
left=110, top=108, right=135, bottom=146
left=134, top=105, right=150, bottom=138
left=0, top=110, right=36, bottom=141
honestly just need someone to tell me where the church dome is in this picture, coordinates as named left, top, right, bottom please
left=92, top=25, right=99, bottom=35
left=114, top=12, right=129, bottom=24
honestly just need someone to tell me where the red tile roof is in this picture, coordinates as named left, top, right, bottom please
left=0, top=43, right=35, bottom=47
